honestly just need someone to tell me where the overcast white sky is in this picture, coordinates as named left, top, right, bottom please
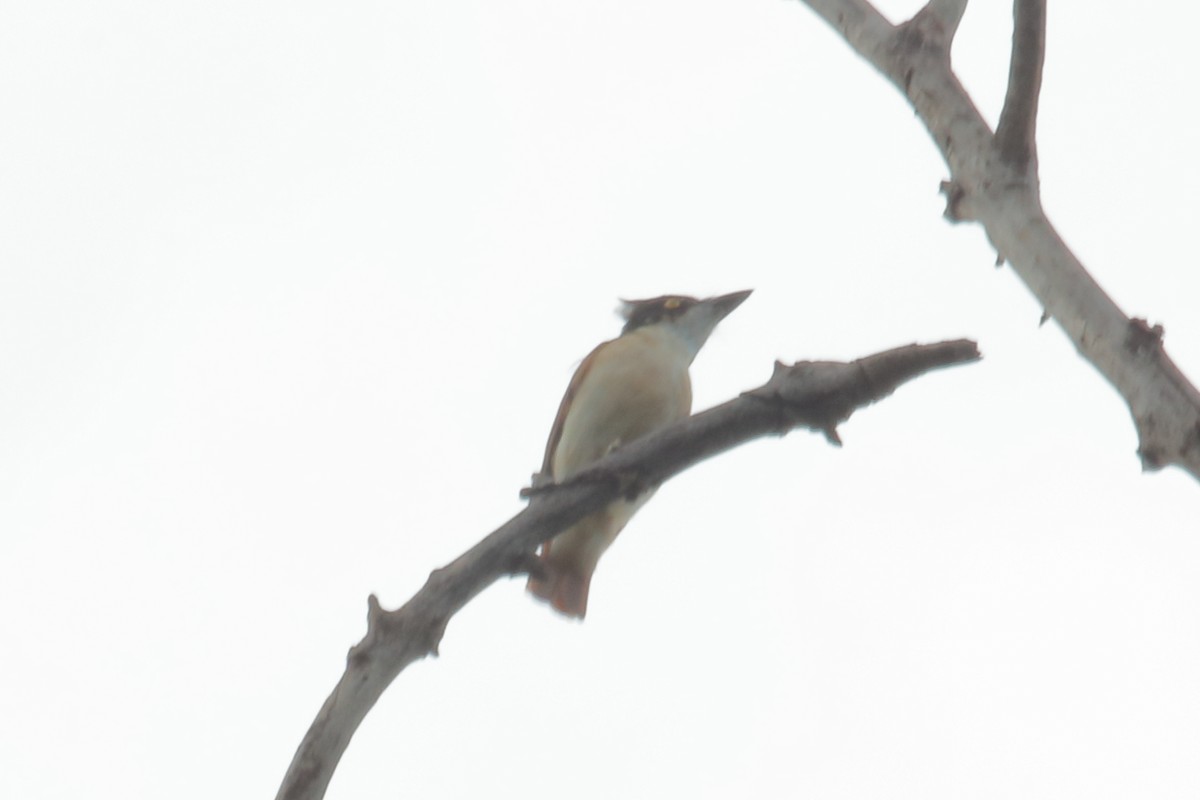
left=3, top=2, right=1199, bottom=798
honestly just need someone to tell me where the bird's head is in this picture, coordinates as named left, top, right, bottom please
left=618, top=289, right=752, bottom=358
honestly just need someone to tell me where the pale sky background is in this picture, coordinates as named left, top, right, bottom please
left=2, top=2, right=1199, bottom=799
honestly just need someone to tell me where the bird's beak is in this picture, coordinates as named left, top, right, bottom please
left=706, top=289, right=753, bottom=321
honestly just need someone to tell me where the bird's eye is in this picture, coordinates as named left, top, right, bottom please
left=663, top=298, right=682, bottom=310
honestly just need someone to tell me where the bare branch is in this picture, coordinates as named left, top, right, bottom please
left=995, top=0, right=1047, bottom=170
left=914, top=0, right=967, bottom=37
left=274, top=340, right=981, bottom=800
left=797, top=0, right=1200, bottom=479
left=796, top=0, right=895, bottom=63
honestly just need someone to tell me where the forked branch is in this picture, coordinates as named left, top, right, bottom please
left=797, top=0, right=1200, bottom=479
left=275, top=339, right=981, bottom=800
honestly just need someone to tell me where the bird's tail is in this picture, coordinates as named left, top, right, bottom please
left=527, top=555, right=591, bottom=619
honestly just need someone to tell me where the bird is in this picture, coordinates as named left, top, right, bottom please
left=526, top=290, right=752, bottom=618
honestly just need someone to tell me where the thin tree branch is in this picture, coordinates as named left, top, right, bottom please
left=274, top=339, right=981, bottom=800
left=995, top=0, right=1046, bottom=170
left=796, top=0, right=1200, bottom=479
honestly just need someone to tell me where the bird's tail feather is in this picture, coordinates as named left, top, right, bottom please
left=527, top=557, right=591, bottom=619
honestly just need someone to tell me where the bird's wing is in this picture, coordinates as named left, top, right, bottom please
left=539, top=340, right=607, bottom=477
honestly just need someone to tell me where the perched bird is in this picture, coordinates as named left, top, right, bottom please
left=527, top=290, right=752, bottom=618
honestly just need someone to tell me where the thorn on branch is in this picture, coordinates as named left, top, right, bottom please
left=1136, top=413, right=1200, bottom=473
left=519, top=470, right=557, bottom=499
left=939, top=180, right=968, bottom=221
left=740, top=361, right=804, bottom=435
left=1138, top=442, right=1167, bottom=472
left=349, top=595, right=388, bottom=667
